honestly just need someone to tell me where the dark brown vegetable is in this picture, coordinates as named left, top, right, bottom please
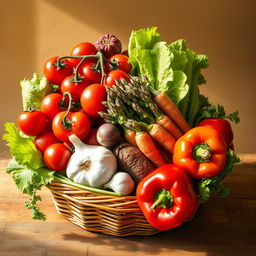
left=114, top=143, right=154, bottom=184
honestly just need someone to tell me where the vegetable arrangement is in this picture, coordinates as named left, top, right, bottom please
left=3, top=27, right=240, bottom=232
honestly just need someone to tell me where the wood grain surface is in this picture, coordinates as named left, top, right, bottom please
left=0, top=152, right=255, bottom=256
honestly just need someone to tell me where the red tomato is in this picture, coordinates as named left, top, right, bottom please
left=40, top=93, right=66, bottom=120
left=70, top=42, right=98, bottom=66
left=43, top=56, right=73, bottom=85
left=198, top=118, right=234, bottom=147
left=34, top=132, right=60, bottom=154
left=80, top=84, right=106, bottom=117
left=44, top=143, right=71, bottom=171
left=79, top=62, right=102, bottom=84
left=104, top=70, right=130, bottom=87
left=52, top=111, right=91, bottom=144
left=83, top=128, right=100, bottom=145
left=78, top=108, right=95, bottom=126
left=109, top=54, right=132, bottom=73
left=17, top=111, right=49, bottom=136
left=61, top=75, right=90, bottom=101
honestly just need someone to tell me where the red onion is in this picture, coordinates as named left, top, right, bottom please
left=95, top=34, right=122, bottom=58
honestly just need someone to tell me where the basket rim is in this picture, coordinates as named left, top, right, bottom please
left=48, top=176, right=137, bottom=200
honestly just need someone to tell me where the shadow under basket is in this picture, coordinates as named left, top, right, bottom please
left=47, top=179, right=160, bottom=237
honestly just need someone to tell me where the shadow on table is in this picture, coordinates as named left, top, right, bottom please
left=61, top=207, right=256, bottom=255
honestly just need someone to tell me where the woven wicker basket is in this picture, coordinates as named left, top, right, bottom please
left=47, top=178, right=160, bottom=237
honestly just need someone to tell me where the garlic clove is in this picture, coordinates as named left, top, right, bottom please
left=104, top=172, right=135, bottom=196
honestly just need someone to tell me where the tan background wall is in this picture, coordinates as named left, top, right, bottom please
left=1, top=0, right=255, bottom=153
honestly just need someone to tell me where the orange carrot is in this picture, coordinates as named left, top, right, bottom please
left=154, top=92, right=190, bottom=133
left=124, top=129, right=137, bottom=147
left=135, top=131, right=166, bottom=167
left=157, top=114, right=183, bottom=139
left=148, top=124, right=176, bottom=153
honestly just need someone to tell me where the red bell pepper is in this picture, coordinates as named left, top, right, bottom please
left=136, top=164, right=198, bottom=231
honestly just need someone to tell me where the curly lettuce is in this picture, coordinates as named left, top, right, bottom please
left=21, top=73, right=53, bottom=111
left=3, top=123, right=54, bottom=220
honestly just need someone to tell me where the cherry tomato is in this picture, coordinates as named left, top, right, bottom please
left=61, top=75, right=90, bottom=101
left=44, top=143, right=71, bottom=171
left=40, top=93, right=66, bottom=121
left=34, top=132, right=60, bottom=154
left=70, top=42, right=98, bottom=66
left=198, top=118, right=234, bottom=147
left=104, top=70, right=130, bottom=87
left=109, top=54, right=132, bottom=73
left=79, top=62, right=102, bottom=84
left=80, top=84, right=106, bottom=117
left=52, top=111, right=91, bottom=144
left=83, top=128, right=100, bottom=145
left=43, top=56, right=73, bottom=85
left=17, top=111, right=49, bottom=136
left=78, top=108, right=95, bottom=126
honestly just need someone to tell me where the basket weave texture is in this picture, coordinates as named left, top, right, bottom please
left=47, top=179, right=160, bottom=237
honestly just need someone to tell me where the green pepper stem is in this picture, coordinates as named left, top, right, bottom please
left=151, top=189, right=173, bottom=210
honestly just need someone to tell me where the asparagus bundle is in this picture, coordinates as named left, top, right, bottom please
left=99, top=77, right=184, bottom=166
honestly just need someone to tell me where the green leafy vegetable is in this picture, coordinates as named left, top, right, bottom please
left=198, top=149, right=240, bottom=203
left=128, top=27, right=208, bottom=125
left=194, top=95, right=240, bottom=126
left=21, top=73, right=53, bottom=111
left=3, top=123, right=43, bottom=168
left=3, top=123, right=54, bottom=220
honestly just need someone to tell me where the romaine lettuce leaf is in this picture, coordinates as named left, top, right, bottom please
left=128, top=28, right=209, bottom=125
left=128, top=30, right=189, bottom=106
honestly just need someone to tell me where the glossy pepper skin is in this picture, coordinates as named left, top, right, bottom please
left=136, top=164, right=198, bottom=231
left=173, top=126, right=227, bottom=179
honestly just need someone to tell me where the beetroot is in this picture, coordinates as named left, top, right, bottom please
left=95, top=34, right=122, bottom=58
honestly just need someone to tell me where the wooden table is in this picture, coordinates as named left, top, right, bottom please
left=0, top=153, right=255, bottom=256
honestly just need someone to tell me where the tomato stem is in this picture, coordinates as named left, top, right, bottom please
left=56, top=52, right=113, bottom=85
left=97, top=51, right=106, bottom=84
left=61, top=92, right=73, bottom=130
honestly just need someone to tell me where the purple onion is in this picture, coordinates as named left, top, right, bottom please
left=95, top=34, right=122, bottom=58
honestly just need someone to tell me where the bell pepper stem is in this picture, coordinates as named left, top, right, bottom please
left=151, top=189, right=173, bottom=210
left=193, top=143, right=212, bottom=163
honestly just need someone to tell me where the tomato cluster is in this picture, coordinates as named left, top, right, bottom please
left=17, top=40, right=131, bottom=171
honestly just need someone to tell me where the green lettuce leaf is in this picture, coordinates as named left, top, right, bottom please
left=3, top=123, right=55, bottom=220
left=128, top=28, right=208, bottom=122
left=21, top=73, right=52, bottom=111
left=3, top=122, right=43, bottom=169
left=128, top=30, right=189, bottom=106
left=7, top=159, right=54, bottom=220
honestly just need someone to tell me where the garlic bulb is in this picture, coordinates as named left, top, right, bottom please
left=66, top=134, right=117, bottom=188
left=104, top=172, right=135, bottom=195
